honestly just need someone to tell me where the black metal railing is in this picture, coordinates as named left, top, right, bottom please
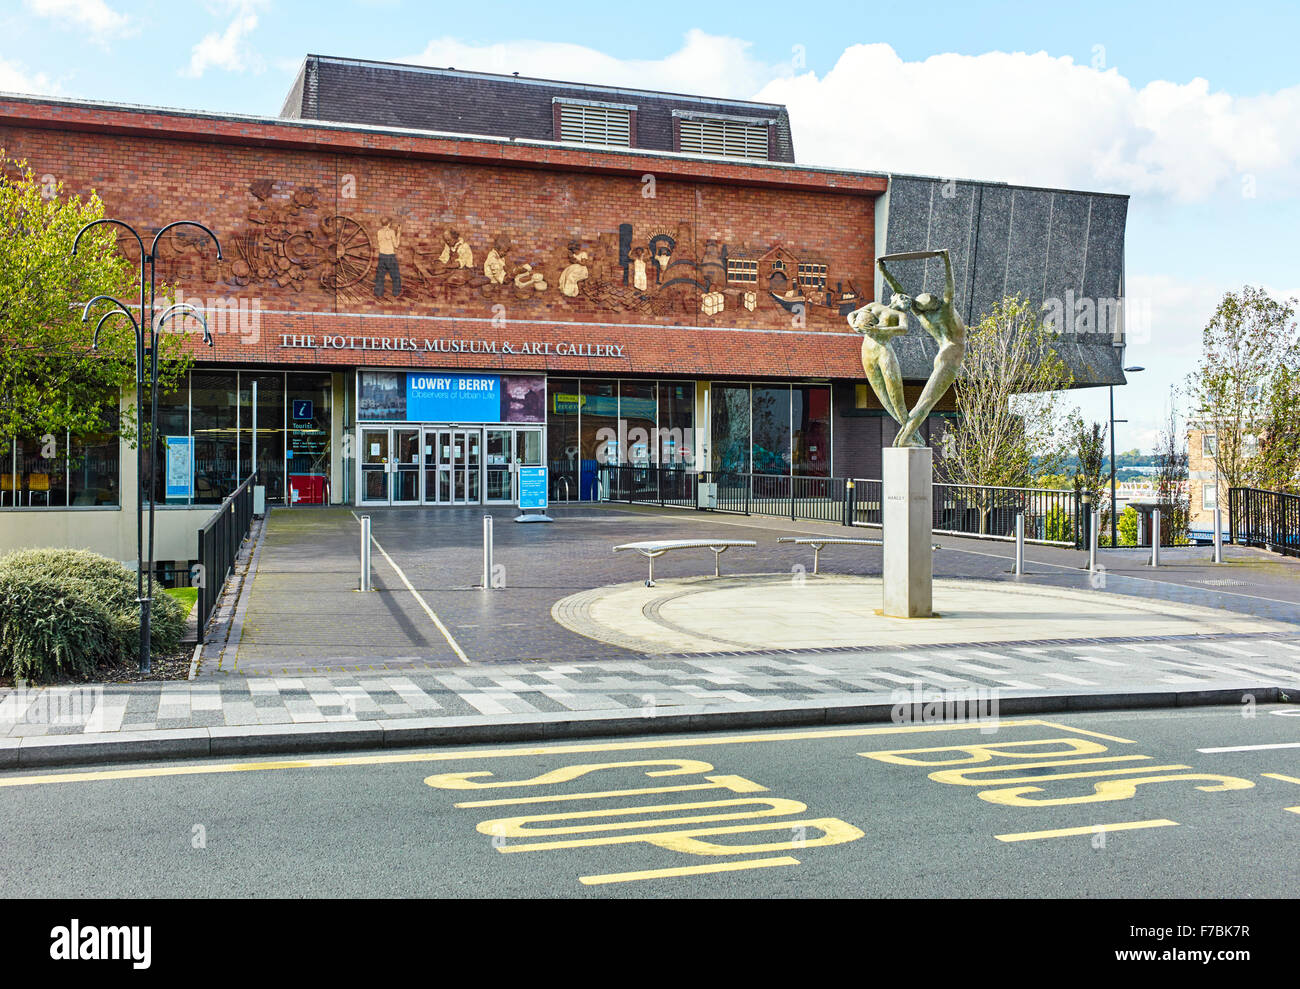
left=1229, top=487, right=1300, bottom=558
left=196, top=473, right=257, bottom=640
left=597, top=465, right=1079, bottom=545
left=932, top=482, right=1079, bottom=546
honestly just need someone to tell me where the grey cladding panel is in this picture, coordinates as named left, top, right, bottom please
left=921, top=182, right=977, bottom=307
left=1002, top=188, right=1052, bottom=307
left=1082, top=195, right=1126, bottom=303
left=968, top=184, right=1012, bottom=323
left=1044, top=192, right=1091, bottom=306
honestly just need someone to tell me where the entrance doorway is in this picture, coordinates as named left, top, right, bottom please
left=356, top=425, right=542, bottom=506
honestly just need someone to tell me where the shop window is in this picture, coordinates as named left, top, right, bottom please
left=752, top=386, right=792, bottom=475
left=287, top=373, right=332, bottom=505
left=657, top=381, right=694, bottom=468
left=240, top=373, right=285, bottom=505
left=711, top=384, right=751, bottom=474
left=69, top=404, right=121, bottom=506
left=620, top=381, right=656, bottom=467
left=191, top=371, right=239, bottom=505
left=793, top=385, right=832, bottom=477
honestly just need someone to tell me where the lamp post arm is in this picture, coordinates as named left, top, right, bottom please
left=155, top=302, right=215, bottom=346
left=72, top=218, right=143, bottom=258
left=150, top=221, right=223, bottom=261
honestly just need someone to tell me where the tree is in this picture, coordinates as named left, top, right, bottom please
left=937, top=294, right=1074, bottom=531
left=1188, top=286, right=1300, bottom=494
left=0, top=152, right=190, bottom=447
left=1153, top=396, right=1191, bottom=546
left=1068, top=414, right=1109, bottom=543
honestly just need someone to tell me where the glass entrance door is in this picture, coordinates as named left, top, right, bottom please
left=422, top=428, right=482, bottom=505
left=485, top=429, right=514, bottom=504
left=392, top=428, right=421, bottom=504
left=360, top=427, right=390, bottom=504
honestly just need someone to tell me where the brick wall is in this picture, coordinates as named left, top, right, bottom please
left=0, top=100, right=880, bottom=380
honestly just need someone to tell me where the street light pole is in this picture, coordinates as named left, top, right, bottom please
left=1110, top=365, right=1145, bottom=549
left=72, top=219, right=221, bottom=673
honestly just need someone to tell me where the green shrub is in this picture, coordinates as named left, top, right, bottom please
left=0, top=548, right=185, bottom=681
left=1117, top=506, right=1139, bottom=546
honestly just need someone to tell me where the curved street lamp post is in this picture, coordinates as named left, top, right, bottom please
left=71, top=219, right=222, bottom=673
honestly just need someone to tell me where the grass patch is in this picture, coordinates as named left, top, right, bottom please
left=164, top=586, right=198, bottom=614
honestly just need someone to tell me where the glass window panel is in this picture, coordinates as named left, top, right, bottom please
left=286, top=373, right=331, bottom=505
left=239, top=373, right=285, bottom=505
left=656, top=381, right=694, bottom=469
left=16, top=434, right=67, bottom=507
left=580, top=379, right=617, bottom=499
left=191, top=370, right=239, bottom=505
left=70, top=403, right=121, bottom=506
left=620, top=381, right=656, bottom=467
left=0, top=436, right=13, bottom=507
left=152, top=379, right=191, bottom=504
left=792, top=385, right=832, bottom=477
left=548, top=377, right=579, bottom=501
left=711, top=384, right=751, bottom=474
left=752, top=386, right=791, bottom=475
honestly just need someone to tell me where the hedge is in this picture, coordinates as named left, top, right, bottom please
left=0, top=548, right=185, bottom=681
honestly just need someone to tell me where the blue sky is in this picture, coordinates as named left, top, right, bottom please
left=5, top=0, right=1299, bottom=452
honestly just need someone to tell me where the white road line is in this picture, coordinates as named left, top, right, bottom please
left=1197, top=742, right=1300, bottom=753
left=1040, top=672, right=1097, bottom=686
left=994, top=680, right=1040, bottom=690
left=1073, top=655, right=1126, bottom=667
left=1212, top=643, right=1264, bottom=657
left=910, top=669, right=969, bottom=684
left=352, top=512, right=471, bottom=665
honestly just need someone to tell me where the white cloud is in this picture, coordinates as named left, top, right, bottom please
left=0, top=56, right=58, bottom=95
left=402, top=29, right=783, bottom=102
left=23, top=0, right=130, bottom=36
left=759, top=44, right=1300, bottom=204
left=184, top=1, right=265, bottom=78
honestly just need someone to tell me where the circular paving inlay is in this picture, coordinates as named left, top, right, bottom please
left=552, top=574, right=1290, bottom=655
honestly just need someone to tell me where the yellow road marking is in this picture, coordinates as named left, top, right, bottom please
left=456, top=775, right=767, bottom=808
left=579, top=856, right=800, bottom=885
left=1032, top=720, right=1137, bottom=744
left=0, top=719, right=1097, bottom=789
left=1286, top=807, right=1300, bottom=815
left=1263, top=772, right=1300, bottom=786
left=995, top=819, right=1179, bottom=842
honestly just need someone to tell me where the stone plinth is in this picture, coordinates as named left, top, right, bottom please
left=882, top=447, right=933, bottom=618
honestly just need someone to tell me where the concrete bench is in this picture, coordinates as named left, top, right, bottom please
left=613, top=539, right=757, bottom=586
left=777, top=536, right=941, bottom=574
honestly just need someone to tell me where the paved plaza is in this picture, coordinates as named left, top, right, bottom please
left=2, top=504, right=1298, bottom=758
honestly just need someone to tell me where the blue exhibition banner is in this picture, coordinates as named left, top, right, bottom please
left=518, top=466, right=548, bottom=509
left=406, top=373, right=501, bottom=422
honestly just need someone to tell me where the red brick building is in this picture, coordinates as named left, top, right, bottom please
left=0, top=56, right=1130, bottom=568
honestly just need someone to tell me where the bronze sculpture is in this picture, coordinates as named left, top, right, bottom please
left=847, top=249, right=966, bottom=448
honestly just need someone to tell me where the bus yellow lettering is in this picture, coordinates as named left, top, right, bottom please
left=862, top=737, right=1110, bottom=766
left=425, top=759, right=715, bottom=790
left=980, top=773, right=1256, bottom=807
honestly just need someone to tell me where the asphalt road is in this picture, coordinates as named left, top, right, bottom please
left=1, top=705, right=1297, bottom=898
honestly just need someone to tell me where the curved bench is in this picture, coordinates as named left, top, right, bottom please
left=613, top=539, right=757, bottom=586
left=777, top=536, right=941, bottom=574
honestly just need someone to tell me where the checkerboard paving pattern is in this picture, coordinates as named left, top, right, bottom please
left=3, top=634, right=1298, bottom=737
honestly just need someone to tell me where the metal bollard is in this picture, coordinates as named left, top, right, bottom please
left=482, top=514, right=494, bottom=590
left=1213, top=506, right=1223, bottom=564
left=1014, top=511, right=1025, bottom=576
left=1089, top=510, right=1100, bottom=571
left=1150, top=508, right=1161, bottom=567
left=359, top=515, right=372, bottom=591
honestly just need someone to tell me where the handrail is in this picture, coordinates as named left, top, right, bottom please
left=199, top=472, right=258, bottom=535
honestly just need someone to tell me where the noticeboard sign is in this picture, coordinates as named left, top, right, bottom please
left=518, top=466, right=548, bottom=510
